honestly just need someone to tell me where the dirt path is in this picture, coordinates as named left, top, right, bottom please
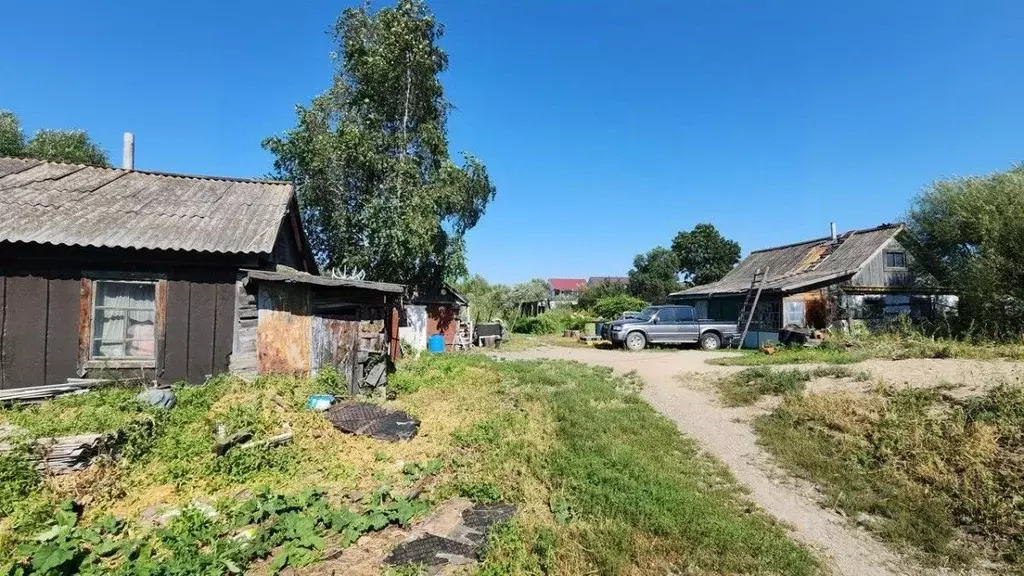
left=499, top=346, right=929, bottom=576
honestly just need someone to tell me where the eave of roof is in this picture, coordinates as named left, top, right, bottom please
left=243, top=269, right=405, bottom=294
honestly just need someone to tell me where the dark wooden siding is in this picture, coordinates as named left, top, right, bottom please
left=187, top=281, right=218, bottom=383
left=45, top=272, right=81, bottom=386
left=162, top=280, right=191, bottom=383
left=1, top=273, right=48, bottom=390
left=0, top=261, right=238, bottom=389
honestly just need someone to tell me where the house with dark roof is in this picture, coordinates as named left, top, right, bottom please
left=587, top=276, right=628, bottom=286
left=0, top=156, right=403, bottom=393
left=669, top=223, right=955, bottom=346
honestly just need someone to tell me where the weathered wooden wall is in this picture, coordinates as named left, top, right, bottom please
left=0, top=263, right=236, bottom=390
left=850, top=237, right=915, bottom=288
left=229, top=281, right=258, bottom=378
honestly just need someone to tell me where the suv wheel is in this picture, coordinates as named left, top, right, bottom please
left=625, top=331, right=647, bottom=351
left=700, top=332, right=721, bottom=351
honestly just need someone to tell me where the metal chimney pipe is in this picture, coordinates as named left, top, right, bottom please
left=122, top=132, right=135, bottom=170
left=830, top=221, right=837, bottom=242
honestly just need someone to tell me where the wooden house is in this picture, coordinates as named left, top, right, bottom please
left=669, top=223, right=956, bottom=347
left=0, top=157, right=402, bottom=393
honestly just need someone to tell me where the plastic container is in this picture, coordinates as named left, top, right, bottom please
left=427, top=334, right=446, bottom=354
left=594, top=321, right=605, bottom=338
left=306, top=394, right=335, bottom=411
left=584, top=322, right=597, bottom=336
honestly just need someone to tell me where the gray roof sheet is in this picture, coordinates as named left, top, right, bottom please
left=672, top=224, right=903, bottom=298
left=0, top=157, right=295, bottom=255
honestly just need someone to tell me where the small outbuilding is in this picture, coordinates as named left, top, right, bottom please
left=0, top=157, right=402, bottom=392
left=400, top=284, right=469, bottom=352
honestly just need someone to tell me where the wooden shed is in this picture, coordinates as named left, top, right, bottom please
left=401, top=284, right=468, bottom=352
left=233, top=270, right=403, bottom=394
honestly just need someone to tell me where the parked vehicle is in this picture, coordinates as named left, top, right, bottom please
left=601, top=305, right=738, bottom=351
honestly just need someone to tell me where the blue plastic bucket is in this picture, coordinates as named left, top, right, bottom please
left=306, top=394, right=335, bottom=411
left=427, top=334, right=446, bottom=354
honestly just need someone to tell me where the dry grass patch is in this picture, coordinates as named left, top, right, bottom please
left=716, top=366, right=869, bottom=406
left=757, top=383, right=1024, bottom=568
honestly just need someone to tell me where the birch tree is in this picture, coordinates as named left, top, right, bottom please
left=263, top=0, right=495, bottom=287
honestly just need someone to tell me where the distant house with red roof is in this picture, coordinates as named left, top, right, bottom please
left=546, top=278, right=587, bottom=309
left=548, top=278, right=587, bottom=296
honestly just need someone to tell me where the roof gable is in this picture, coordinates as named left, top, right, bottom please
left=0, top=156, right=297, bottom=256
left=672, top=224, right=904, bottom=297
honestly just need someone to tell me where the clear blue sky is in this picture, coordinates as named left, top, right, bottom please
left=2, top=1, right=1022, bottom=283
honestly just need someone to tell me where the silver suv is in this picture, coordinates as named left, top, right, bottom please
left=603, top=305, right=739, bottom=351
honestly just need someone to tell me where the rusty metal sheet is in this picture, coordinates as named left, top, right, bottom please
left=257, top=283, right=311, bottom=376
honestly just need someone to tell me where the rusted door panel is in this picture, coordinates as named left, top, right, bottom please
left=257, top=284, right=311, bottom=376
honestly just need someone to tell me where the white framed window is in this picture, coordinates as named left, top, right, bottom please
left=91, top=280, right=157, bottom=360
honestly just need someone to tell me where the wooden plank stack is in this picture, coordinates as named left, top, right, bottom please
left=0, top=378, right=109, bottom=404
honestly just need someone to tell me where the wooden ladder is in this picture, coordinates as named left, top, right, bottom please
left=455, top=322, right=473, bottom=351
left=735, top=267, right=769, bottom=349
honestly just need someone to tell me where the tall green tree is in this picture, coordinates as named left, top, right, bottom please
left=0, top=110, right=109, bottom=166
left=23, top=130, right=109, bottom=167
left=454, top=275, right=549, bottom=323
left=671, top=223, right=740, bottom=286
left=577, top=280, right=629, bottom=310
left=906, top=164, right=1024, bottom=337
left=263, top=0, right=496, bottom=286
left=0, top=111, right=24, bottom=157
left=628, top=247, right=680, bottom=303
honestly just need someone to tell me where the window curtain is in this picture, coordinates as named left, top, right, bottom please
left=93, top=282, right=156, bottom=358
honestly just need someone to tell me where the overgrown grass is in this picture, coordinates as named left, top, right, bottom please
left=0, top=362, right=508, bottom=571
left=709, top=331, right=1024, bottom=367
left=756, top=384, right=1024, bottom=568
left=428, top=356, right=820, bottom=575
left=1, top=355, right=819, bottom=574
left=717, top=366, right=868, bottom=406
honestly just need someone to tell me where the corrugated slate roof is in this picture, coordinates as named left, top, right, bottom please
left=671, top=224, right=903, bottom=298
left=588, top=276, right=628, bottom=285
left=0, top=156, right=295, bottom=255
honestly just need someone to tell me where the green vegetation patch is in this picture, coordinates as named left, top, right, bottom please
left=756, top=384, right=1024, bottom=567
left=717, top=366, right=868, bottom=406
left=709, top=331, right=1024, bottom=367
left=435, top=357, right=820, bottom=575
left=1, top=487, right=426, bottom=575
left=708, top=345, right=858, bottom=366
left=1, top=354, right=819, bottom=575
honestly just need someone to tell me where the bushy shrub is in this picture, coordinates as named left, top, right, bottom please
left=546, top=308, right=595, bottom=331
left=512, top=315, right=562, bottom=334
left=512, top=309, right=597, bottom=334
left=593, top=295, right=647, bottom=320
